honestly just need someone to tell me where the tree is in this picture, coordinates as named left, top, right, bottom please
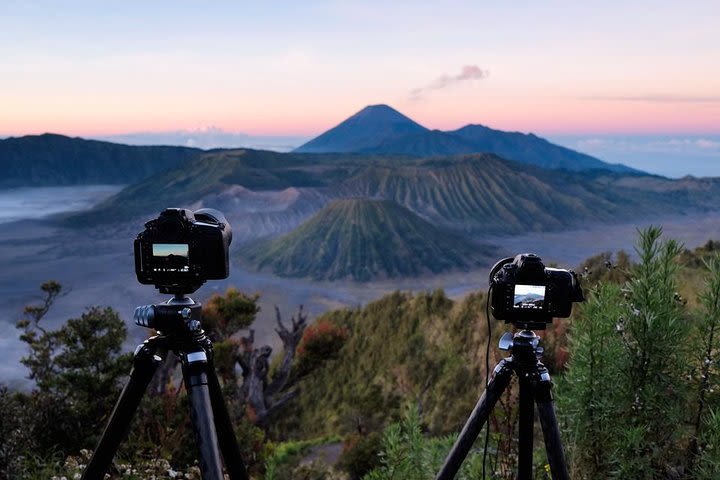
left=561, top=227, right=691, bottom=478
left=296, top=318, right=349, bottom=375
left=686, top=253, right=720, bottom=478
left=150, top=287, right=309, bottom=428
left=10, top=282, right=132, bottom=468
left=238, top=305, right=308, bottom=427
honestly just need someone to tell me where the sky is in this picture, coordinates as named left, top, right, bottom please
left=1, top=0, right=719, bottom=176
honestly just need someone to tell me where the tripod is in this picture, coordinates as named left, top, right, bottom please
left=435, top=329, right=569, bottom=480
left=81, top=294, right=249, bottom=480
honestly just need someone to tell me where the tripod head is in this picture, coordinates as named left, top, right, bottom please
left=133, top=294, right=203, bottom=334
left=498, top=329, right=547, bottom=372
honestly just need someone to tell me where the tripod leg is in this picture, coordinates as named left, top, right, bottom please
left=81, top=339, right=163, bottom=480
left=435, top=358, right=514, bottom=480
left=534, top=367, right=570, bottom=480
left=181, top=349, right=224, bottom=480
left=206, top=357, right=250, bottom=480
left=517, top=376, right=534, bottom=480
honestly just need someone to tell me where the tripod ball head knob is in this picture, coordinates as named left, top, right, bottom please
left=499, top=332, right=514, bottom=351
left=134, top=305, right=155, bottom=328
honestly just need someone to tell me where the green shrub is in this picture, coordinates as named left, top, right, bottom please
left=338, top=431, right=383, bottom=479
left=561, top=227, right=692, bottom=478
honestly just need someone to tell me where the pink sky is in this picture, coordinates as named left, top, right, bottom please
left=1, top=1, right=719, bottom=138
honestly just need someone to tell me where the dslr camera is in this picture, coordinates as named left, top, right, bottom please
left=134, top=208, right=232, bottom=294
left=489, top=253, right=583, bottom=329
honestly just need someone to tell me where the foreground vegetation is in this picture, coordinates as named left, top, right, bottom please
left=1, top=228, right=719, bottom=479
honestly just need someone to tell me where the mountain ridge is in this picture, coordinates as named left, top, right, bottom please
left=0, top=133, right=205, bottom=188
left=294, top=105, right=635, bottom=172
left=240, top=198, right=495, bottom=281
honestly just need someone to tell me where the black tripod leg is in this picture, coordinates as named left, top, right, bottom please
left=517, top=375, right=535, bottom=480
left=534, top=367, right=570, bottom=480
left=435, top=358, right=514, bottom=480
left=182, top=349, right=224, bottom=480
left=82, top=339, right=163, bottom=480
left=206, top=357, right=250, bottom=480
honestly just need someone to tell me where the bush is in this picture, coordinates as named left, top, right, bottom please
left=561, top=227, right=692, bottom=478
left=338, top=431, right=383, bottom=479
left=363, top=407, right=486, bottom=480
left=296, top=319, right=349, bottom=375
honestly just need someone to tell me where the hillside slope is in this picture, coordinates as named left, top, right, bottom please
left=0, top=133, right=204, bottom=187
left=63, top=149, right=359, bottom=226
left=337, top=154, right=620, bottom=233
left=241, top=198, right=494, bottom=281
left=448, top=124, right=631, bottom=172
left=274, top=290, right=494, bottom=438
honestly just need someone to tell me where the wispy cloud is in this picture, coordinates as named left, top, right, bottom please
left=411, top=65, right=489, bottom=100
left=583, top=94, right=720, bottom=103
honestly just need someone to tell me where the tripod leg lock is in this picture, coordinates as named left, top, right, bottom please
left=534, top=365, right=553, bottom=404
left=132, top=336, right=165, bottom=367
left=492, top=357, right=513, bottom=379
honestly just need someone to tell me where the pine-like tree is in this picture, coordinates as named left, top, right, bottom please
left=561, top=227, right=691, bottom=478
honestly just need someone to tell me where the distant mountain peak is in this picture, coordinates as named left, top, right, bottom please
left=350, top=104, right=420, bottom=122
left=294, top=105, right=636, bottom=172
left=344, top=104, right=425, bottom=128
left=293, top=104, right=427, bottom=154
left=241, top=197, right=492, bottom=281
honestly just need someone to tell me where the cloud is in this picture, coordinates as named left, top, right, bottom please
left=574, top=136, right=720, bottom=156
left=551, top=135, right=720, bottom=177
left=411, top=65, right=489, bottom=99
left=583, top=94, right=720, bottom=103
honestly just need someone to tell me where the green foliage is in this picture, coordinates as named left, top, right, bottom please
left=686, top=252, right=720, bottom=478
left=0, top=386, right=35, bottom=477
left=275, top=290, right=497, bottom=440
left=559, top=283, right=626, bottom=477
left=338, top=432, right=383, bottom=479
left=9, top=231, right=720, bottom=479
left=2, top=282, right=132, bottom=478
left=15, top=283, right=132, bottom=457
left=296, top=318, right=349, bottom=375
left=203, top=287, right=261, bottom=339
left=691, top=408, right=720, bottom=480
left=363, top=407, right=485, bottom=480
left=616, top=227, right=688, bottom=477
left=16, top=281, right=63, bottom=389
left=561, top=227, right=693, bottom=478
left=242, top=198, right=494, bottom=281
left=264, top=436, right=343, bottom=480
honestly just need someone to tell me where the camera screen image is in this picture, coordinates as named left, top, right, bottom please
left=152, top=243, right=189, bottom=272
left=513, top=284, right=546, bottom=310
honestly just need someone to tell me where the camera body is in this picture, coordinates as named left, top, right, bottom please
left=134, top=208, right=232, bottom=294
left=490, top=253, right=583, bottom=329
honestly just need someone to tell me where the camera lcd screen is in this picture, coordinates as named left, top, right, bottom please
left=513, top=284, right=545, bottom=310
left=152, top=243, right=189, bottom=272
